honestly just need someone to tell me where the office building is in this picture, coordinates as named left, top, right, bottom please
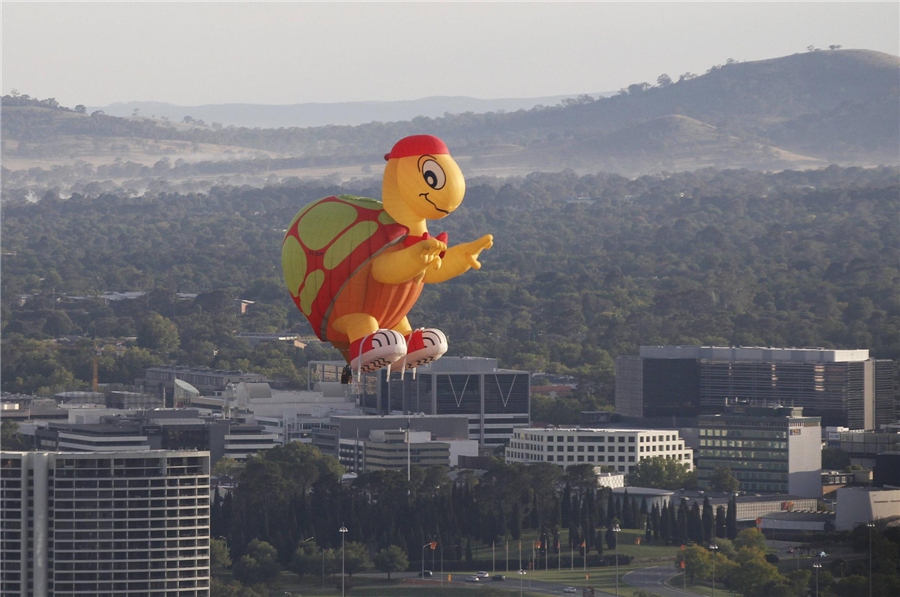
left=137, top=367, right=267, bottom=404
left=835, top=487, right=900, bottom=531
left=698, top=404, right=821, bottom=497
left=504, top=427, right=693, bottom=473
left=0, top=450, right=210, bottom=597
left=311, top=414, right=471, bottom=470
left=838, top=430, right=900, bottom=469
left=616, top=346, right=895, bottom=429
left=33, top=424, right=151, bottom=452
left=873, top=452, right=900, bottom=488
left=310, top=356, right=530, bottom=444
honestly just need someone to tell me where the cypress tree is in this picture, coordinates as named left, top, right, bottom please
left=562, top=483, right=572, bottom=528
left=659, top=502, right=670, bottom=541
left=715, top=505, right=727, bottom=539
left=631, top=497, right=640, bottom=529
left=622, top=490, right=632, bottom=528
left=689, top=501, right=702, bottom=543
left=640, top=498, right=649, bottom=529
left=606, top=489, right=616, bottom=529
left=677, top=500, right=689, bottom=543
left=726, top=497, right=738, bottom=540
left=605, top=526, right=617, bottom=549
left=465, top=538, right=473, bottom=564
left=651, top=504, right=661, bottom=542
left=702, top=496, right=714, bottom=543
left=510, top=501, right=522, bottom=540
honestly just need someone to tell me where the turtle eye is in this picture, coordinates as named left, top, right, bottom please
left=421, top=160, right=446, bottom=190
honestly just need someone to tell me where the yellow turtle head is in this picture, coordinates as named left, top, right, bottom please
left=382, top=135, right=465, bottom=223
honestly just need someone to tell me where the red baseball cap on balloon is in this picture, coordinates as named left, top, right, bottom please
left=384, top=135, right=449, bottom=161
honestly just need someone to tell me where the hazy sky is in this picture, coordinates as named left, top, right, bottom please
left=3, top=2, right=898, bottom=107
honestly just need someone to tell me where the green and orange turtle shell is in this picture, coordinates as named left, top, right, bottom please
left=282, top=195, right=409, bottom=341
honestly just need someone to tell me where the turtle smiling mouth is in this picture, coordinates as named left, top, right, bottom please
left=420, top=193, right=449, bottom=214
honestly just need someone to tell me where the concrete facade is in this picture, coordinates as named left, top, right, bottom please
left=616, top=346, right=894, bottom=429
left=835, top=487, right=900, bottom=531
left=504, top=427, right=693, bottom=473
left=0, top=450, right=210, bottom=597
left=698, top=405, right=822, bottom=497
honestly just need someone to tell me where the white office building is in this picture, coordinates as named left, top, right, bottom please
left=505, top=428, right=693, bottom=473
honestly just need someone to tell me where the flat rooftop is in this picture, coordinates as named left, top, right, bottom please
left=527, top=427, right=683, bottom=434
left=639, top=346, right=870, bottom=363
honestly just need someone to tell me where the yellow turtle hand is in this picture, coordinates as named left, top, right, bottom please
left=462, top=234, right=494, bottom=270
left=419, top=237, right=447, bottom=270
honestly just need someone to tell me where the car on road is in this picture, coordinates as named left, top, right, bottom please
left=818, top=551, right=827, bottom=558
left=418, top=570, right=432, bottom=577
left=475, top=571, right=490, bottom=578
left=464, top=575, right=480, bottom=582
left=492, top=574, right=506, bottom=581
left=564, top=587, right=578, bottom=594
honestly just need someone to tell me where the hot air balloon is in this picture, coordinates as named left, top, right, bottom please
left=282, top=135, right=493, bottom=376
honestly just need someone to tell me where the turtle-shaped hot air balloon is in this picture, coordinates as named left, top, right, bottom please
left=282, top=135, right=493, bottom=375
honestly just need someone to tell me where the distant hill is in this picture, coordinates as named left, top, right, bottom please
left=3, top=49, right=897, bottom=183
left=87, top=93, right=612, bottom=128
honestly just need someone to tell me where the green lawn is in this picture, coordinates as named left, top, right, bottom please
left=469, top=528, right=681, bottom=564
left=668, top=573, right=741, bottom=597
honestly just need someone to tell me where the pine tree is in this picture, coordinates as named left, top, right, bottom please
left=640, top=498, right=649, bottom=530
left=726, top=497, right=738, bottom=540
left=605, top=526, right=617, bottom=549
left=631, top=497, right=640, bottom=530
left=715, top=506, right=726, bottom=539
left=465, top=538, right=473, bottom=564
left=702, top=496, right=714, bottom=543
left=562, top=483, right=572, bottom=528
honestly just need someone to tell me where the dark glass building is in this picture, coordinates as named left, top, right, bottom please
left=616, top=346, right=895, bottom=430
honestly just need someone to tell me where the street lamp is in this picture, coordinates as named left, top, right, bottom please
left=612, top=524, right=621, bottom=597
left=421, top=542, right=433, bottom=582
left=813, top=562, right=822, bottom=597
left=867, top=521, right=875, bottom=597
left=339, top=526, right=348, bottom=597
left=517, top=569, right=526, bottom=597
left=709, top=544, right=719, bottom=597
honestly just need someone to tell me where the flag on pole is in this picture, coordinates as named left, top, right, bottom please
left=580, top=541, right=586, bottom=548
left=635, top=537, right=641, bottom=545
left=535, top=541, right=542, bottom=549
left=680, top=561, right=685, bottom=569
left=430, top=542, right=437, bottom=550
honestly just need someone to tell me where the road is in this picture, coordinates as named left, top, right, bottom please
left=623, top=566, right=698, bottom=597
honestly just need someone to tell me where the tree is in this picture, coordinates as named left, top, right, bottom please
left=625, top=457, right=694, bottom=490
left=373, top=545, right=409, bottom=580
left=342, top=541, right=369, bottom=577
left=290, top=542, right=320, bottom=582
left=734, top=528, right=767, bottom=552
left=465, top=538, right=473, bottom=564
left=715, top=506, right=726, bottom=539
left=212, top=457, right=244, bottom=480
left=702, top=496, right=714, bottom=543
left=829, top=44, right=843, bottom=51
left=1, top=420, right=29, bottom=450
left=726, top=497, right=738, bottom=539
left=657, top=74, right=673, bottom=87
left=709, top=468, right=740, bottom=492
left=210, top=537, right=232, bottom=569
left=822, top=448, right=851, bottom=470
left=74, top=105, right=86, bottom=114
left=136, top=313, right=179, bottom=353
left=233, top=539, right=281, bottom=585
left=675, top=545, right=712, bottom=582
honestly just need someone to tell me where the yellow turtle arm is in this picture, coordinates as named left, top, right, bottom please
left=425, top=234, right=494, bottom=284
left=372, top=240, right=444, bottom=285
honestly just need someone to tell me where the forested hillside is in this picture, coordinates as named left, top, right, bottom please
left=3, top=49, right=897, bottom=188
left=3, top=166, right=897, bottom=416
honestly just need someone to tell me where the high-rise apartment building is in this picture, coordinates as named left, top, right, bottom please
left=0, top=450, right=210, bottom=597
left=698, top=405, right=821, bottom=497
left=616, top=346, right=895, bottom=429
left=504, top=427, right=693, bottom=474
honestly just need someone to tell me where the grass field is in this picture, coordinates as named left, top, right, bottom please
left=468, top=527, right=682, bottom=565
left=668, top=574, right=740, bottom=597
